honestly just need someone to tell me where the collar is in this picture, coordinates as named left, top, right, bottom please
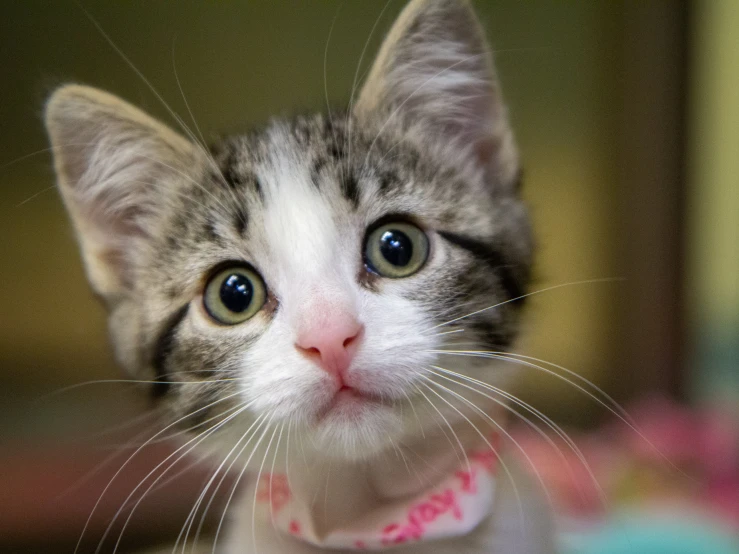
left=249, top=434, right=501, bottom=550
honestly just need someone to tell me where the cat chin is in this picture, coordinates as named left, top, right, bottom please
left=308, top=397, right=403, bottom=461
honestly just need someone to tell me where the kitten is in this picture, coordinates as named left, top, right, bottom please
left=45, top=0, right=554, bottom=552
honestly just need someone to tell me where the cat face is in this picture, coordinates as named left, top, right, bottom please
left=45, top=0, right=532, bottom=460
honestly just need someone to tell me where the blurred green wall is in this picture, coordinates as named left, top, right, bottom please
left=688, top=0, right=739, bottom=410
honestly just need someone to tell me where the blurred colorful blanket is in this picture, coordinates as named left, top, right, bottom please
left=511, top=397, right=739, bottom=552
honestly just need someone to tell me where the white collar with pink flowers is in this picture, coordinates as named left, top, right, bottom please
left=249, top=438, right=501, bottom=550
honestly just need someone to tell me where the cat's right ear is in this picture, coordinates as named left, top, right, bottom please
left=45, top=85, right=196, bottom=302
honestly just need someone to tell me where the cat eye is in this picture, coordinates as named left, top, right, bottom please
left=203, top=265, right=266, bottom=325
left=364, top=221, right=429, bottom=278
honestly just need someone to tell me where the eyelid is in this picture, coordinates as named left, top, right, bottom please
left=365, top=213, right=428, bottom=235
left=201, top=259, right=262, bottom=289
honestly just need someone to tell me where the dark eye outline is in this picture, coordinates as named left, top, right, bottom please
left=202, top=263, right=267, bottom=325
left=363, top=218, right=430, bottom=278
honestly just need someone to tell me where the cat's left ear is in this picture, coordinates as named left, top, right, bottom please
left=354, top=0, right=518, bottom=191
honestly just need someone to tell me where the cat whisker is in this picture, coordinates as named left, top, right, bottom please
left=75, top=2, right=246, bottom=219
left=53, top=417, right=162, bottom=503
left=387, top=434, right=414, bottom=479
left=1, top=145, right=59, bottom=171
left=297, top=415, right=309, bottom=467
left=436, top=351, right=640, bottom=441
left=122, top=448, right=206, bottom=510
left=417, top=377, right=526, bottom=535
left=74, top=391, right=242, bottom=554
left=176, top=444, right=234, bottom=553
left=105, top=401, right=252, bottom=554
left=428, top=328, right=466, bottom=338
left=501, top=352, right=635, bottom=423
left=401, top=441, right=428, bottom=489
left=267, top=423, right=286, bottom=538
left=38, top=378, right=235, bottom=403
left=428, top=364, right=604, bottom=509
left=3, top=141, right=129, bottom=210
left=437, top=340, right=495, bottom=351
left=74, top=2, right=192, bottom=142
left=396, top=439, right=443, bottom=490
left=322, top=454, right=334, bottom=527
left=207, top=411, right=274, bottom=554
left=249, top=418, right=280, bottom=554
left=177, top=413, right=269, bottom=554
left=323, top=5, right=344, bottom=184
left=410, top=381, right=468, bottom=472
left=435, top=351, right=620, bottom=454
left=15, top=185, right=56, bottom=207
left=110, top=406, right=244, bottom=449
left=422, top=367, right=556, bottom=510
left=284, top=416, right=295, bottom=519
left=435, top=349, right=632, bottom=423
left=401, top=388, right=425, bottom=440
left=437, top=350, right=687, bottom=478
left=345, top=0, right=394, bottom=172
left=282, top=417, right=296, bottom=536
left=171, top=36, right=209, bottom=157
left=132, top=154, right=237, bottom=223
left=433, top=277, right=624, bottom=330
left=0, top=140, right=145, bottom=174
left=72, top=407, right=162, bottom=446
left=183, top=412, right=269, bottom=554
left=171, top=38, right=248, bottom=227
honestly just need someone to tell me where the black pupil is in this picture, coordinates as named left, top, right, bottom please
left=379, top=229, right=413, bottom=267
left=219, top=273, right=253, bottom=313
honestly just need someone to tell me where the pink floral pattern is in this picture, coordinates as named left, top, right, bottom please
left=256, top=473, right=291, bottom=514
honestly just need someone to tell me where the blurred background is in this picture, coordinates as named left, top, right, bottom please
left=0, top=1, right=736, bottom=552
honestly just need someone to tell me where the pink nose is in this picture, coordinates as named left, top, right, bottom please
left=295, top=316, right=363, bottom=379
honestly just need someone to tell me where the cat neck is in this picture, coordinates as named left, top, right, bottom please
left=239, top=411, right=505, bottom=549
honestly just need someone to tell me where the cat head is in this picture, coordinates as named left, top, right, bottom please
left=45, top=0, right=532, bottom=460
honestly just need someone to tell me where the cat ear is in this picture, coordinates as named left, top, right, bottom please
left=45, top=85, right=196, bottom=301
left=354, top=0, right=518, bottom=189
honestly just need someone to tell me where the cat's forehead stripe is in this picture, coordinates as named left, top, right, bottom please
left=211, top=114, right=415, bottom=218
left=340, top=173, right=361, bottom=209
left=233, top=205, right=248, bottom=237
left=215, top=141, right=264, bottom=201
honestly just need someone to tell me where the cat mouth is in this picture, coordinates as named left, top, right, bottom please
left=336, top=385, right=377, bottom=402
left=314, top=385, right=384, bottom=422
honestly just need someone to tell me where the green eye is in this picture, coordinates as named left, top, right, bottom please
left=203, top=265, right=266, bottom=325
left=364, top=221, right=429, bottom=278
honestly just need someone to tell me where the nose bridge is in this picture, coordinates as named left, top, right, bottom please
left=264, top=182, right=349, bottom=305
left=294, top=277, right=359, bottom=333
left=285, top=247, right=363, bottom=378
left=257, top=140, right=366, bottom=382
left=269, top=202, right=358, bottom=327
left=259, top=160, right=361, bottom=339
